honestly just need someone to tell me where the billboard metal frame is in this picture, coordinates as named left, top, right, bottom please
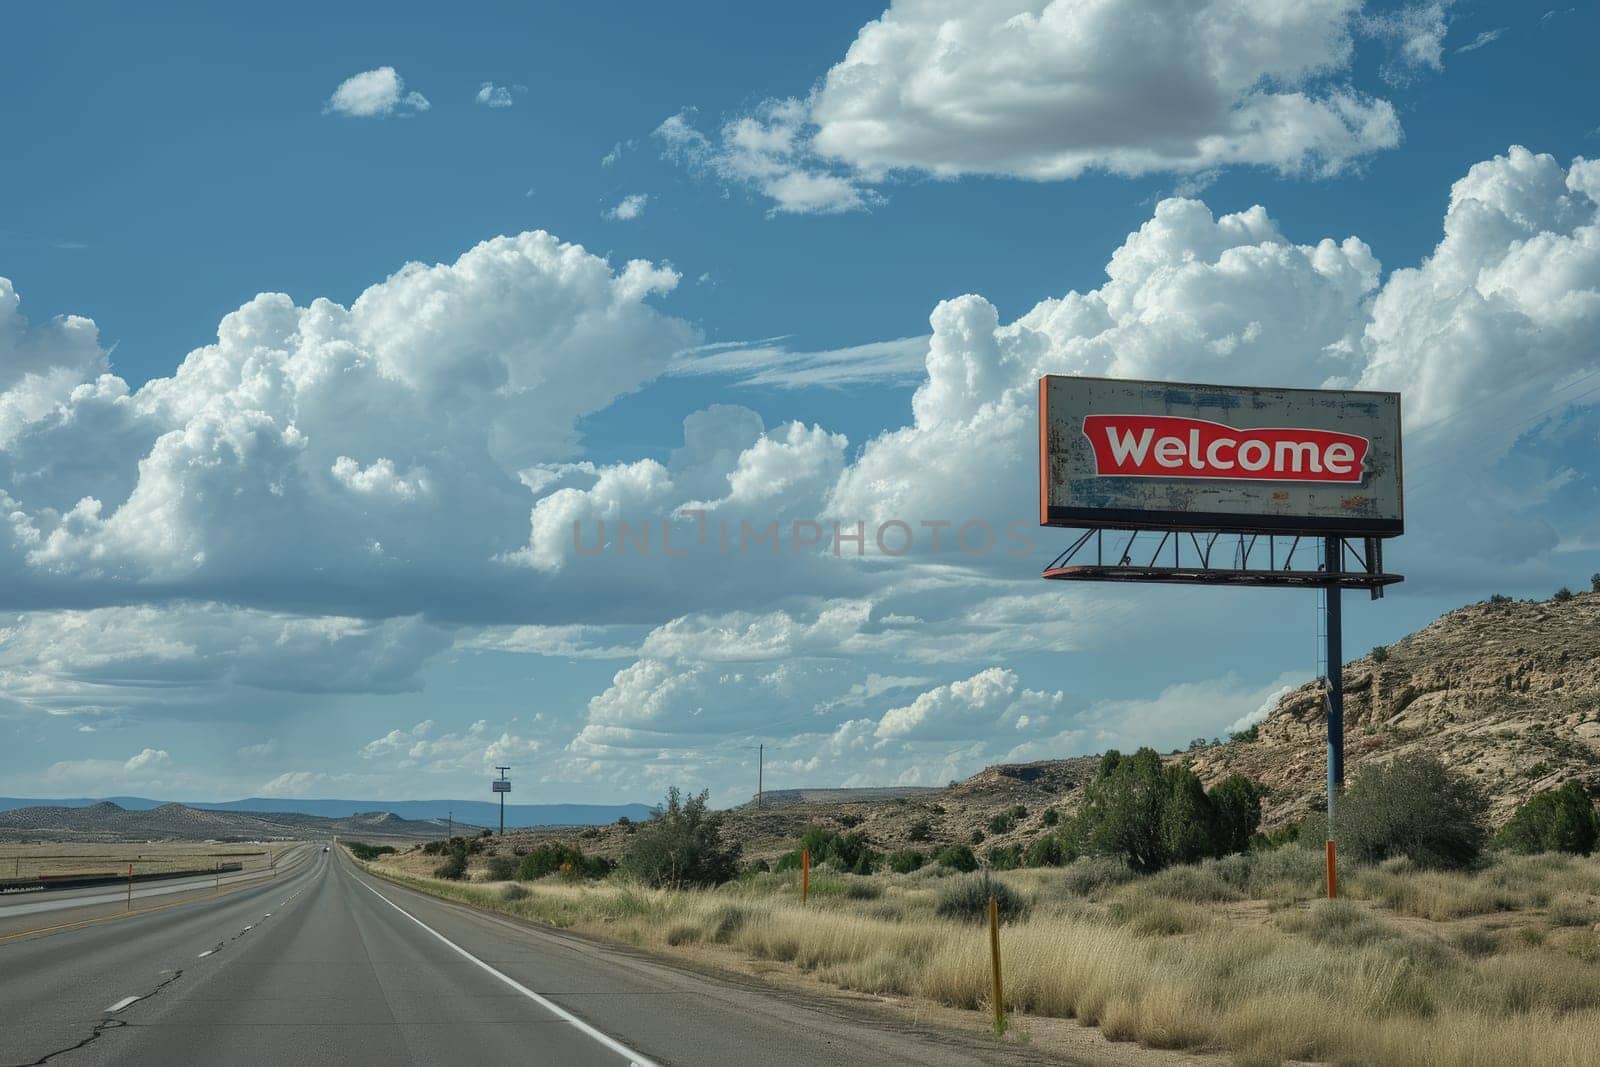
left=1037, top=375, right=1405, bottom=901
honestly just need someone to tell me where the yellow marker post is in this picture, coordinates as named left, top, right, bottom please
left=988, top=895, right=1005, bottom=1036
left=800, top=848, right=810, bottom=905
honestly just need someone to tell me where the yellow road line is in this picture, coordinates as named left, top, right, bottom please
left=0, top=852, right=305, bottom=945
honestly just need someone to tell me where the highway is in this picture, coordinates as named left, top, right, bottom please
left=0, top=845, right=1061, bottom=1066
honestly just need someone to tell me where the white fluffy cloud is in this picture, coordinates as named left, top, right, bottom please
left=661, top=0, right=1419, bottom=212
left=874, top=667, right=1062, bottom=741
left=0, top=231, right=694, bottom=617
left=603, top=193, right=650, bottom=221
left=324, top=67, right=430, bottom=118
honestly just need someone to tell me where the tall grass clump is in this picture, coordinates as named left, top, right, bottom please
left=935, top=873, right=1030, bottom=924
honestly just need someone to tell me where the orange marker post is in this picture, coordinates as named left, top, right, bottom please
left=1326, top=839, right=1338, bottom=899
left=800, top=848, right=810, bottom=905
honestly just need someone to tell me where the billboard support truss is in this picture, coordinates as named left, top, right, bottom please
left=1042, top=528, right=1400, bottom=598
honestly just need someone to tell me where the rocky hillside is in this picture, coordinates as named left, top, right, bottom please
left=0, top=800, right=467, bottom=842
left=1189, top=589, right=1600, bottom=827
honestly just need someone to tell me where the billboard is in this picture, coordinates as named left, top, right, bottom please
left=492, top=779, right=511, bottom=793
left=1040, top=375, right=1402, bottom=536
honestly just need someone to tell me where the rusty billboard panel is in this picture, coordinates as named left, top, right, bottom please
left=1039, top=375, right=1403, bottom=536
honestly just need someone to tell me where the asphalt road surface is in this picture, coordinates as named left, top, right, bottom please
left=0, top=846, right=1063, bottom=1066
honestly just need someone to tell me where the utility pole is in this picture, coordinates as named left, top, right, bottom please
left=757, top=744, right=763, bottom=810
left=495, top=766, right=511, bottom=835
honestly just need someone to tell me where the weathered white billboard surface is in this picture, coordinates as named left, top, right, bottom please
left=1040, top=376, right=1403, bottom=536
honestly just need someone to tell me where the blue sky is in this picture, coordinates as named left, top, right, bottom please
left=2, top=1, right=1598, bottom=805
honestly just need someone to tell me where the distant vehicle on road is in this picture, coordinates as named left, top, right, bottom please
left=323, top=846, right=330, bottom=852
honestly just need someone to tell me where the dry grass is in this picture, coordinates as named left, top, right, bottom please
left=0, top=840, right=294, bottom=879
left=364, top=848, right=1600, bottom=1066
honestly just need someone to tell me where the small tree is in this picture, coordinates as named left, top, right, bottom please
left=1497, top=782, right=1599, bottom=856
left=1371, top=645, right=1389, bottom=664
left=1208, top=774, right=1263, bottom=856
left=1336, top=755, right=1488, bottom=869
left=1554, top=586, right=1576, bottom=603
left=1159, top=768, right=1216, bottom=866
left=618, top=787, right=741, bottom=888
left=1591, top=572, right=1600, bottom=593
left=1022, top=834, right=1067, bottom=867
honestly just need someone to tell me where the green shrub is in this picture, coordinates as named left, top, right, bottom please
left=619, top=787, right=741, bottom=888
left=1040, top=807, right=1060, bottom=827
left=345, top=841, right=396, bottom=861
left=837, top=813, right=864, bottom=829
left=1064, top=748, right=1263, bottom=873
left=887, top=849, right=926, bottom=873
left=500, top=882, right=529, bottom=902
left=1591, top=572, right=1600, bottom=594
left=986, top=811, right=1017, bottom=835
left=1371, top=645, right=1390, bottom=664
left=774, top=850, right=802, bottom=872
left=1331, top=755, right=1488, bottom=869
left=1554, top=587, right=1576, bottom=603
left=906, top=819, right=934, bottom=842
left=484, top=855, right=519, bottom=880
left=433, top=836, right=469, bottom=879
left=1497, top=782, right=1598, bottom=856
left=935, top=844, right=979, bottom=872
left=1488, top=593, right=1513, bottom=604
left=969, top=828, right=986, bottom=845
left=796, top=826, right=881, bottom=875
left=1022, top=834, right=1067, bottom=868
left=1229, top=723, right=1259, bottom=743
left=516, top=842, right=610, bottom=880
left=935, top=873, right=1030, bottom=924
left=987, top=845, right=1022, bottom=870
left=740, top=859, right=771, bottom=877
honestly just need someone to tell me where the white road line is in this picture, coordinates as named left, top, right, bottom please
left=104, top=995, right=141, bottom=1013
left=357, top=879, right=657, bottom=1067
left=197, top=950, right=214, bottom=958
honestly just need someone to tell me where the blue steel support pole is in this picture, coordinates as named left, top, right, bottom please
left=1324, top=536, right=1344, bottom=897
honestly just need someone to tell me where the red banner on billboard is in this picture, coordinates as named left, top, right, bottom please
left=1081, top=414, right=1368, bottom=483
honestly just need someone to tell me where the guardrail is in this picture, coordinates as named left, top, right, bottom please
left=0, top=863, right=245, bottom=895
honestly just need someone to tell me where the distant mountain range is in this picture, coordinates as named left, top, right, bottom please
left=0, top=796, right=654, bottom=830
left=0, top=801, right=456, bottom=843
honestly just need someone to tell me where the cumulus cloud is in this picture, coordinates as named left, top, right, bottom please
left=324, top=67, right=430, bottom=118
left=0, top=231, right=694, bottom=622
left=660, top=0, right=1413, bottom=212
left=874, top=667, right=1062, bottom=741
left=603, top=193, right=650, bottom=221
